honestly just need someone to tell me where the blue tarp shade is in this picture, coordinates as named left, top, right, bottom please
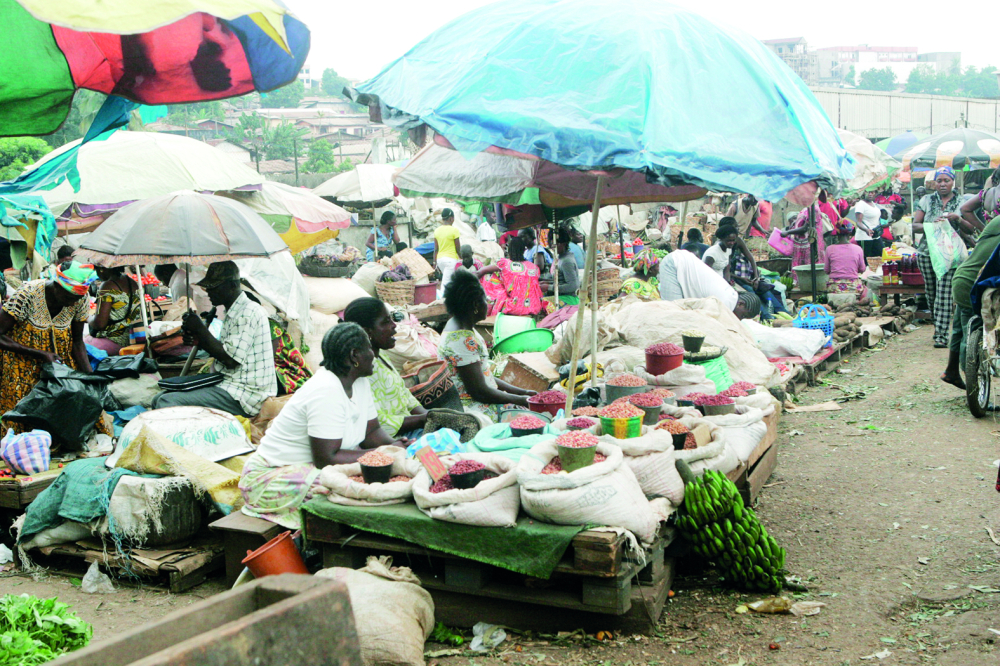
left=355, top=0, right=854, bottom=201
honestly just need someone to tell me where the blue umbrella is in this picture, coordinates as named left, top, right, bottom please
left=353, top=0, right=854, bottom=202
left=879, top=131, right=926, bottom=159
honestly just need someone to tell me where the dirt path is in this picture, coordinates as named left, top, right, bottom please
left=3, top=325, right=998, bottom=665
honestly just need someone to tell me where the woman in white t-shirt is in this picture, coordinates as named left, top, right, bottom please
left=239, top=323, right=407, bottom=529
left=703, top=223, right=736, bottom=281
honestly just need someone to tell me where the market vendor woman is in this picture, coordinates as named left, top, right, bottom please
left=0, top=261, right=110, bottom=436
left=438, top=270, right=535, bottom=419
left=343, top=298, right=428, bottom=438
left=240, top=323, right=408, bottom=528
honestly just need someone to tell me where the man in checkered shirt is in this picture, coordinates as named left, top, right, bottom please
left=152, top=262, right=276, bottom=417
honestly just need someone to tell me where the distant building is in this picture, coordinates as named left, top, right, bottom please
left=763, top=38, right=819, bottom=86
left=298, top=64, right=314, bottom=90
left=917, top=52, right=962, bottom=73
left=299, top=97, right=356, bottom=114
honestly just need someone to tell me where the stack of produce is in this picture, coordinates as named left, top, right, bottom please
left=831, top=311, right=861, bottom=344
left=673, top=461, right=786, bottom=592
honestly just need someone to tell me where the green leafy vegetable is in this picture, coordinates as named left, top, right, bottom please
left=0, top=594, right=92, bottom=665
left=431, top=622, right=465, bottom=646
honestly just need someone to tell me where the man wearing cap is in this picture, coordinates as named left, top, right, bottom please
left=152, top=261, right=276, bottom=417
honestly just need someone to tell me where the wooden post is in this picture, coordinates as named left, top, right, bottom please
left=564, top=175, right=605, bottom=414
left=617, top=207, right=626, bottom=266
left=808, top=206, right=818, bottom=304
left=133, top=265, right=151, bottom=355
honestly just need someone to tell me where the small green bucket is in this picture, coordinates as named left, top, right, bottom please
left=599, top=415, right=642, bottom=439
left=557, top=444, right=598, bottom=472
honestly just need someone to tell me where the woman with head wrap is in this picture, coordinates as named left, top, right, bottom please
left=0, top=261, right=111, bottom=436
left=343, top=298, right=427, bottom=438
left=85, top=265, right=141, bottom=355
left=240, top=322, right=409, bottom=529
left=780, top=198, right=832, bottom=269
left=824, top=222, right=869, bottom=302
left=620, top=250, right=661, bottom=300
left=914, top=166, right=975, bottom=350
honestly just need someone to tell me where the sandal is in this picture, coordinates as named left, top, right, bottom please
left=941, top=373, right=966, bottom=390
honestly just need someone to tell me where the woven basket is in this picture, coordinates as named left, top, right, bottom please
left=298, top=262, right=356, bottom=278
left=866, top=257, right=884, bottom=272
left=375, top=279, right=415, bottom=306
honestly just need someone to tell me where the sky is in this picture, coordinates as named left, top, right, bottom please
left=291, top=0, right=997, bottom=83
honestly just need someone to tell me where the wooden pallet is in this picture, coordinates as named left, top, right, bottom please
left=304, top=513, right=674, bottom=630
left=0, top=467, right=61, bottom=509
left=724, top=411, right=779, bottom=505
left=33, top=536, right=224, bottom=593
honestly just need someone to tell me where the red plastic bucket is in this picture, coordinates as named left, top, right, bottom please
left=645, top=352, right=683, bottom=377
left=241, top=530, right=309, bottom=578
left=413, top=282, right=439, bottom=305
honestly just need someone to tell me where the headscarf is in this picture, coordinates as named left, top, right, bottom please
left=633, top=250, right=660, bottom=276
left=49, top=260, right=97, bottom=296
left=935, top=166, right=956, bottom=181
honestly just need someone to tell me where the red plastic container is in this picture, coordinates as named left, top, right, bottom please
left=413, top=282, right=439, bottom=305
left=527, top=398, right=561, bottom=417
left=241, top=531, right=309, bottom=578
left=645, top=351, right=683, bottom=377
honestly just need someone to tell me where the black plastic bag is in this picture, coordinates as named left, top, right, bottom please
left=3, top=363, right=112, bottom=450
left=94, top=353, right=158, bottom=379
left=572, top=387, right=602, bottom=410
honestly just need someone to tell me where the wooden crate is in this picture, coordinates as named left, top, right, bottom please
left=499, top=352, right=558, bottom=394
left=209, top=512, right=284, bottom=586
left=305, top=512, right=675, bottom=630
left=0, top=467, right=62, bottom=509
left=53, top=574, right=362, bottom=666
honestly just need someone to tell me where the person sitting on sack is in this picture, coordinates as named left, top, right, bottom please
left=152, top=261, right=276, bottom=417
left=658, top=249, right=760, bottom=320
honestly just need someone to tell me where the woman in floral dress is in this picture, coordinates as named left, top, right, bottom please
left=478, top=236, right=545, bottom=317
left=437, top=270, right=534, bottom=419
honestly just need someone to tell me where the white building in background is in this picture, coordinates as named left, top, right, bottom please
left=813, top=45, right=961, bottom=86
left=298, top=64, right=314, bottom=89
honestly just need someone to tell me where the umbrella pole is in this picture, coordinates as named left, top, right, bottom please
left=134, top=265, right=151, bottom=355
left=617, top=207, right=626, bottom=267
left=564, top=175, right=604, bottom=414
left=809, top=206, right=818, bottom=304
left=552, top=214, right=559, bottom=307
left=180, top=263, right=198, bottom=377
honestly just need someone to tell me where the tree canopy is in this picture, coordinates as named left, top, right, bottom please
left=303, top=139, right=353, bottom=174
left=321, top=68, right=352, bottom=98
left=905, top=64, right=999, bottom=98
left=857, top=67, right=898, bottom=92
left=260, top=80, right=306, bottom=109
left=0, top=137, right=52, bottom=180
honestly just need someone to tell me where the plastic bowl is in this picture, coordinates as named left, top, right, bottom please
left=557, top=444, right=598, bottom=472
left=645, top=351, right=683, bottom=376
left=527, top=397, right=564, bottom=417
left=671, top=432, right=688, bottom=450
left=451, top=469, right=486, bottom=489
left=510, top=425, right=546, bottom=437
left=635, top=404, right=661, bottom=426
left=605, top=383, right=649, bottom=404
left=492, top=329, right=555, bottom=356
left=360, top=462, right=393, bottom=484
left=702, top=402, right=736, bottom=416
left=494, top=313, right=536, bottom=343
left=681, top=335, right=705, bottom=353
left=599, top=415, right=643, bottom=439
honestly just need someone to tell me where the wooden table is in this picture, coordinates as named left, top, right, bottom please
left=0, top=467, right=62, bottom=509
left=879, top=283, right=924, bottom=306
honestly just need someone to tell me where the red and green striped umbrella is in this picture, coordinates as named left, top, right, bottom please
left=1, top=0, right=309, bottom=136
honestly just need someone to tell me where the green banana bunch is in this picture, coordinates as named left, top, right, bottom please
left=674, top=462, right=786, bottom=592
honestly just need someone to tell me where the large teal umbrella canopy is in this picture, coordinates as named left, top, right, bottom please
left=353, top=0, right=854, bottom=202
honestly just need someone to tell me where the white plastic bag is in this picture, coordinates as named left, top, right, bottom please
left=82, top=561, right=116, bottom=594
left=319, top=446, right=423, bottom=506
left=635, top=365, right=716, bottom=397
left=699, top=406, right=769, bottom=463
left=743, top=319, right=826, bottom=362
left=595, top=426, right=685, bottom=506
left=316, top=556, right=434, bottom=666
left=412, top=453, right=520, bottom=527
left=517, top=441, right=658, bottom=543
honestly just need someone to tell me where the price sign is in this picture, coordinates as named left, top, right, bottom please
left=414, top=446, right=448, bottom=482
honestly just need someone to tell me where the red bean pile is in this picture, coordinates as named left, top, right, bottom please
left=684, top=433, right=697, bottom=449
left=565, top=417, right=596, bottom=429
left=541, top=452, right=607, bottom=474
left=556, top=431, right=599, bottom=448
left=606, top=373, right=646, bottom=387
left=511, top=415, right=546, bottom=430
left=655, top=420, right=690, bottom=435
left=650, top=387, right=675, bottom=399
left=573, top=406, right=599, bottom=417
left=646, top=342, right=684, bottom=355
left=730, top=381, right=757, bottom=392
left=358, top=451, right=393, bottom=467
left=429, top=475, right=455, bottom=493
left=597, top=402, right=643, bottom=419
left=449, top=460, right=486, bottom=474
left=720, top=387, right=749, bottom=397
left=530, top=389, right=567, bottom=404
left=629, top=392, right=664, bottom=408
left=348, top=474, right=410, bottom=484
left=683, top=392, right=712, bottom=403
left=693, top=394, right=735, bottom=407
